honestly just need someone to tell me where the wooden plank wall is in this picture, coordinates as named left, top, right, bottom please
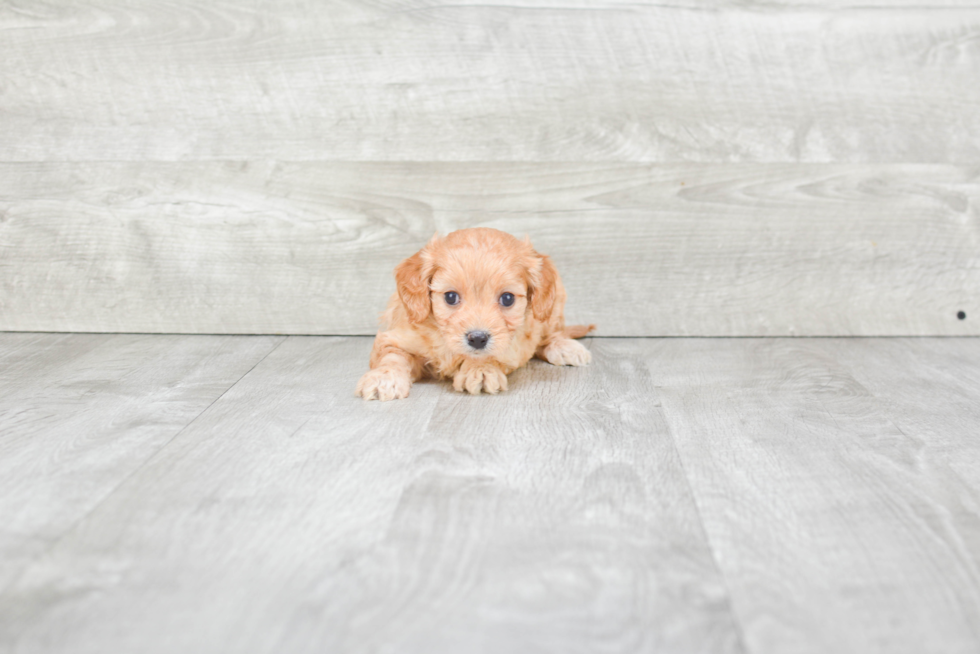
left=1, top=0, right=977, bottom=335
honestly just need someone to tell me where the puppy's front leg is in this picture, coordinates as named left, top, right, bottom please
left=453, top=359, right=509, bottom=395
left=356, top=348, right=418, bottom=401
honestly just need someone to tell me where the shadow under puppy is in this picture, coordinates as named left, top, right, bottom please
left=357, top=228, right=596, bottom=401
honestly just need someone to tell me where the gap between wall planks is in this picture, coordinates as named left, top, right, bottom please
left=1, top=162, right=977, bottom=336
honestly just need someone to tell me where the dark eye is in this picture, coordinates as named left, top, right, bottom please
left=444, top=291, right=459, bottom=306
left=499, top=292, right=515, bottom=307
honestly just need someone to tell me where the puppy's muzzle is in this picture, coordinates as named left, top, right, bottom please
left=466, top=330, right=490, bottom=350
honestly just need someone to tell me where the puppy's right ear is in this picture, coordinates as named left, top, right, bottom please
left=395, top=237, right=437, bottom=323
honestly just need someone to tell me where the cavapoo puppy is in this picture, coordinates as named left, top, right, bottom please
left=356, top=228, right=595, bottom=401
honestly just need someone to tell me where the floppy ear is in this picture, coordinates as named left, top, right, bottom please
left=395, top=239, right=436, bottom=323
left=527, top=252, right=559, bottom=321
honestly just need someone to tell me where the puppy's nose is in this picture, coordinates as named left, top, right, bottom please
left=466, top=330, right=490, bottom=350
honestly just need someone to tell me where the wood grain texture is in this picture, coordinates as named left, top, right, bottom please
left=1, top=1, right=979, bottom=162
left=0, top=335, right=742, bottom=654
left=643, top=338, right=980, bottom=653
left=0, top=333, right=283, bottom=594
left=830, top=338, right=980, bottom=548
left=1, top=162, right=977, bottom=336
left=2, top=334, right=979, bottom=653
left=319, top=338, right=739, bottom=653
left=831, top=338, right=980, bottom=466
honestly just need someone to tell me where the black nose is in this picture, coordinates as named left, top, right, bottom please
left=466, top=330, right=490, bottom=350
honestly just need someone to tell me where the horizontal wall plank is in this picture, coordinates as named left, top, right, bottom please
left=1, top=162, right=977, bottom=336
left=1, top=1, right=979, bottom=162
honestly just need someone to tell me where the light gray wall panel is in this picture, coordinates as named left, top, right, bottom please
left=1, top=1, right=978, bottom=162
left=1, top=162, right=977, bottom=335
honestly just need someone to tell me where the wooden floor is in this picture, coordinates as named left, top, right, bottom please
left=2, top=333, right=978, bottom=653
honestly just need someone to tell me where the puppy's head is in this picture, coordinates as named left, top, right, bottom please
left=395, top=228, right=558, bottom=357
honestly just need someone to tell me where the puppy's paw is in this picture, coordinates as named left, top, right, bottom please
left=356, top=368, right=411, bottom=401
left=453, top=363, right=509, bottom=395
left=543, top=338, right=592, bottom=367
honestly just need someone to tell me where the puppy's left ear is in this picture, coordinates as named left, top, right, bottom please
left=395, top=237, right=437, bottom=323
left=527, top=252, right=559, bottom=321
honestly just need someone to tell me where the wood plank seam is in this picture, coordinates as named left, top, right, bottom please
left=0, top=335, right=286, bottom=599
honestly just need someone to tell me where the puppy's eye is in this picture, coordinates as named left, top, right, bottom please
left=444, top=291, right=460, bottom=306
left=499, top=292, right=515, bottom=307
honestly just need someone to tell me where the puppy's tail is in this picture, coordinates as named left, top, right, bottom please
left=564, top=324, right=596, bottom=339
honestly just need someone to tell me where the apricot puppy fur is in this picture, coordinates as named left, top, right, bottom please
left=356, top=228, right=595, bottom=401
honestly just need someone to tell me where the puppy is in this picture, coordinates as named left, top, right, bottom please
left=356, top=228, right=595, bottom=401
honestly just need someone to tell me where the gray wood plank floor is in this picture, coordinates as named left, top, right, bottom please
left=0, top=334, right=284, bottom=593
left=1, top=333, right=978, bottom=654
